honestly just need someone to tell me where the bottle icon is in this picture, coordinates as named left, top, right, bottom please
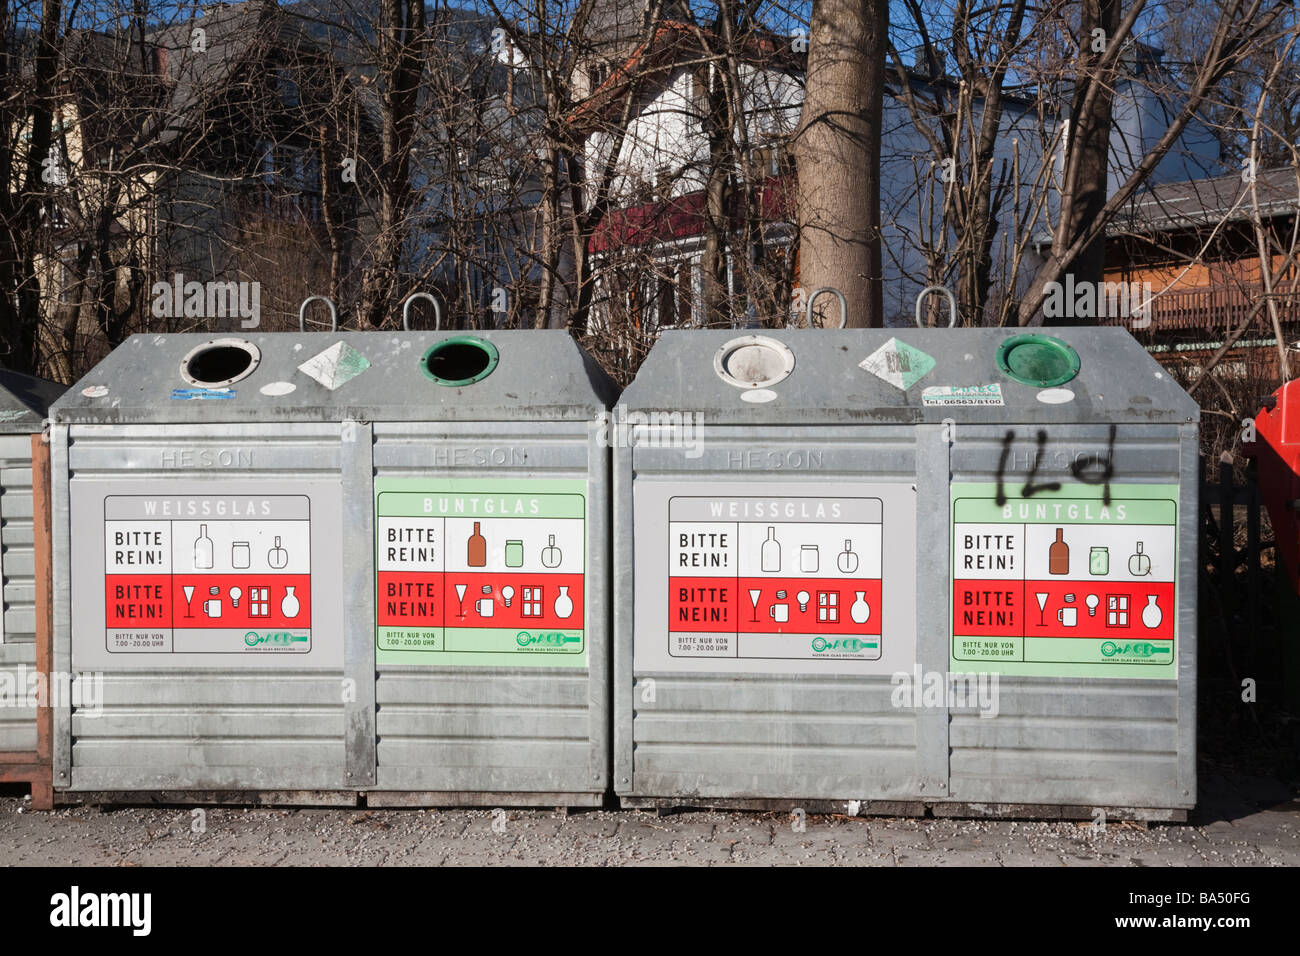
left=194, top=524, right=214, bottom=570
left=850, top=591, right=871, bottom=624
left=1048, top=528, right=1069, bottom=575
left=1129, top=542, right=1151, bottom=576
left=761, top=527, right=781, bottom=573
left=267, top=536, right=288, bottom=570
left=837, top=541, right=859, bottom=574
left=281, top=586, right=300, bottom=618
left=541, top=535, right=562, bottom=568
left=554, top=585, right=573, bottom=619
left=1141, top=594, right=1162, bottom=629
left=800, top=545, right=819, bottom=573
left=467, top=522, right=487, bottom=567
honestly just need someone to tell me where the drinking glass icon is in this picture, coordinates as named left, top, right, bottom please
left=748, top=589, right=762, bottom=623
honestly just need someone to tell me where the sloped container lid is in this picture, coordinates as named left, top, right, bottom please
left=51, top=331, right=619, bottom=424
left=620, top=326, right=1198, bottom=425
left=0, top=368, right=68, bottom=434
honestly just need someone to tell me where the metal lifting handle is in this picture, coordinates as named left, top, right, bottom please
left=915, top=285, right=958, bottom=328
left=805, top=287, right=848, bottom=329
left=298, top=296, right=337, bottom=332
left=402, top=292, right=443, bottom=332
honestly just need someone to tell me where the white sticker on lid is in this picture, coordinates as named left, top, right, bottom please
left=82, top=385, right=109, bottom=398
left=298, top=341, right=371, bottom=391
left=259, top=381, right=297, bottom=397
left=1036, top=387, right=1076, bottom=404
left=741, top=389, right=778, bottom=404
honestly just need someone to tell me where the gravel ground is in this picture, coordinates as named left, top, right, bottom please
left=1, top=773, right=1295, bottom=866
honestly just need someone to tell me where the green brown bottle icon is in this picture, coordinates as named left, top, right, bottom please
left=1048, top=528, right=1069, bottom=575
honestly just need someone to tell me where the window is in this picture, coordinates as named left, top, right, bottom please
left=657, top=260, right=694, bottom=327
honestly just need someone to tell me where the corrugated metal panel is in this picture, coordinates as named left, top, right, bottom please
left=371, top=422, right=608, bottom=796
left=63, top=424, right=348, bottom=792
left=629, top=674, right=918, bottom=798
left=943, top=425, right=1193, bottom=809
left=0, top=435, right=39, bottom=755
left=620, top=425, right=923, bottom=801
left=0, top=437, right=39, bottom=643
left=0, top=643, right=37, bottom=752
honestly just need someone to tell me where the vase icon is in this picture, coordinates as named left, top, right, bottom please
left=281, top=586, right=300, bottom=619
left=837, top=541, right=859, bottom=574
left=850, top=591, right=870, bottom=624
left=554, top=586, right=573, bottom=619
left=1141, top=594, right=1162, bottom=629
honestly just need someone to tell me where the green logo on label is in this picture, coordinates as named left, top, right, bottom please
left=515, top=630, right=580, bottom=648
left=244, top=630, right=308, bottom=647
left=1100, top=641, right=1168, bottom=658
left=812, top=637, right=873, bottom=653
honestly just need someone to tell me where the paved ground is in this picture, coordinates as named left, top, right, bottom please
left=1, top=773, right=1296, bottom=866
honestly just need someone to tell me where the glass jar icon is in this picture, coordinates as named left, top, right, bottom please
left=505, top=540, right=524, bottom=568
left=1089, top=546, right=1109, bottom=576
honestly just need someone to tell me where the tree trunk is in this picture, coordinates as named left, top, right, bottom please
left=1041, top=0, right=1121, bottom=327
left=792, top=0, right=887, bottom=328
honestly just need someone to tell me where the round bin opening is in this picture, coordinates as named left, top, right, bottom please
left=996, top=334, right=1080, bottom=388
left=421, top=336, right=499, bottom=386
left=179, top=338, right=261, bottom=388
left=713, top=335, right=795, bottom=389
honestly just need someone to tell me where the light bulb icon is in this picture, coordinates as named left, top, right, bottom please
left=1085, top=594, right=1099, bottom=617
left=502, top=586, right=515, bottom=608
left=797, top=591, right=810, bottom=612
left=230, top=586, right=242, bottom=609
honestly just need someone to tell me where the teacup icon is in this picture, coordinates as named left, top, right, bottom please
left=1057, top=607, right=1078, bottom=627
left=769, top=603, right=789, bottom=623
left=475, top=599, right=494, bottom=618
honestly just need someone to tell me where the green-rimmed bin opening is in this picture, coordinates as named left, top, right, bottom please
left=996, top=334, right=1081, bottom=388
left=421, top=336, right=500, bottom=386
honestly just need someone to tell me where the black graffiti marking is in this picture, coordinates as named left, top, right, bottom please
left=1069, top=424, right=1117, bottom=505
left=994, top=427, right=1114, bottom=505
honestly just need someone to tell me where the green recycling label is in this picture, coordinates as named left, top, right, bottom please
left=951, top=482, right=1178, bottom=679
left=375, top=477, right=587, bottom=668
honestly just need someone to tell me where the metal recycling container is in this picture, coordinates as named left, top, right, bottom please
left=614, top=327, right=1198, bottom=818
left=50, top=330, right=616, bottom=804
left=0, top=370, right=65, bottom=756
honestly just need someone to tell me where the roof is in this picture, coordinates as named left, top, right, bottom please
left=1110, top=165, right=1299, bottom=237
left=572, top=20, right=804, bottom=129
left=589, top=174, right=795, bottom=252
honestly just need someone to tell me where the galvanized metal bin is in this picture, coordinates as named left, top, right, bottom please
left=0, top=370, right=65, bottom=764
left=50, top=330, right=616, bottom=805
left=614, top=327, right=1198, bottom=819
